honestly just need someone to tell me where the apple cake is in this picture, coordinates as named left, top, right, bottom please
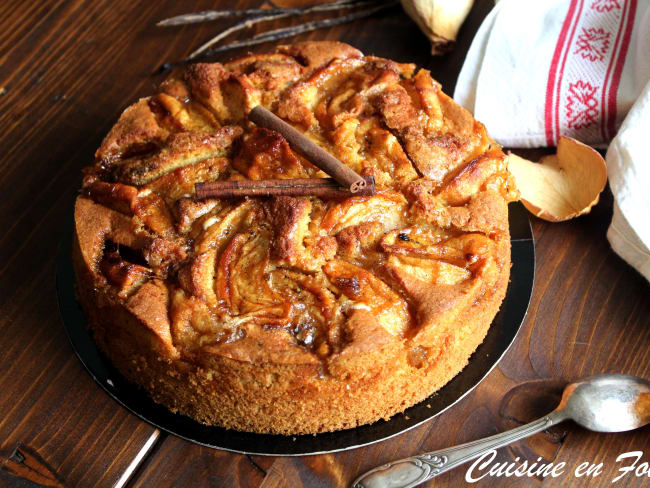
left=73, top=41, right=518, bottom=434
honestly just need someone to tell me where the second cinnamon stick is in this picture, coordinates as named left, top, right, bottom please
left=196, top=176, right=375, bottom=200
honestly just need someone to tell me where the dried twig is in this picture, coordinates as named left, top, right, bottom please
left=196, top=2, right=397, bottom=58
left=188, top=0, right=387, bottom=60
left=156, top=1, right=399, bottom=73
left=157, top=0, right=360, bottom=26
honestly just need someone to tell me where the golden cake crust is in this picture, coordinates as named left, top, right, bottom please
left=73, top=41, right=518, bottom=434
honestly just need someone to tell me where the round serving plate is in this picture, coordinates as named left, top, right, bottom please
left=56, top=201, right=534, bottom=456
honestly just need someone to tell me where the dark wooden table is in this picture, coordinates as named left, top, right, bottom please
left=1, top=1, right=648, bottom=487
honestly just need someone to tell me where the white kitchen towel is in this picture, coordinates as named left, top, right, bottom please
left=606, top=80, right=650, bottom=282
left=454, top=0, right=650, bottom=148
left=454, top=0, right=650, bottom=282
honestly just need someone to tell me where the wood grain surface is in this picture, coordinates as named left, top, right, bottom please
left=0, top=1, right=648, bottom=487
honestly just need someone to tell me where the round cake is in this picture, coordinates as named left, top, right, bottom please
left=73, top=41, right=518, bottom=434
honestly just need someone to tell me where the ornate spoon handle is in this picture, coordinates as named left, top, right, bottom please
left=352, top=410, right=567, bottom=488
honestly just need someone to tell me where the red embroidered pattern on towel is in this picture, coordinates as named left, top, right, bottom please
left=575, top=27, right=611, bottom=61
left=591, top=0, right=621, bottom=13
left=544, top=0, right=637, bottom=145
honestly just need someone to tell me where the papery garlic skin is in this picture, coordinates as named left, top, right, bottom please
left=507, top=137, right=607, bottom=222
left=401, top=0, right=474, bottom=54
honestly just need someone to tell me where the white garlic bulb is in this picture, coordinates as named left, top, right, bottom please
left=401, top=0, right=475, bottom=54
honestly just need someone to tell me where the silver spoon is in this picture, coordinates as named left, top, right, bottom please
left=353, top=374, right=650, bottom=488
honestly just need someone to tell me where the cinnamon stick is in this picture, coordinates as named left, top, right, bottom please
left=248, top=106, right=368, bottom=193
left=195, top=176, right=375, bottom=200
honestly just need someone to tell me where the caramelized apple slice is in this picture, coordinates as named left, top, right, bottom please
left=265, top=196, right=312, bottom=266
left=321, top=192, right=407, bottom=235
left=100, top=250, right=150, bottom=298
left=277, top=58, right=365, bottom=127
left=125, top=279, right=178, bottom=358
left=374, top=72, right=489, bottom=185
left=116, top=126, right=242, bottom=186
left=190, top=201, right=256, bottom=304
left=387, top=254, right=470, bottom=286
left=225, top=53, right=304, bottom=106
left=381, top=226, right=449, bottom=254
left=278, top=41, right=363, bottom=70
left=328, top=118, right=420, bottom=188
left=85, top=180, right=177, bottom=241
left=95, top=98, right=170, bottom=164
left=155, top=93, right=219, bottom=132
left=381, top=228, right=466, bottom=267
left=84, top=179, right=139, bottom=215
left=364, top=127, right=419, bottom=186
left=75, top=198, right=144, bottom=277
left=382, top=229, right=494, bottom=272
left=146, top=157, right=230, bottom=201
left=89, top=185, right=186, bottom=275
left=129, top=189, right=178, bottom=240
left=216, top=230, right=291, bottom=326
left=269, top=268, right=343, bottom=348
left=436, top=149, right=509, bottom=205
left=323, top=260, right=410, bottom=336
left=409, top=69, right=444, bottom=132
left=169, top=288, right=240, bottom=351
left=184, top=64, right=261, bottom=125
left=232, top=128, right=317, bottom=180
